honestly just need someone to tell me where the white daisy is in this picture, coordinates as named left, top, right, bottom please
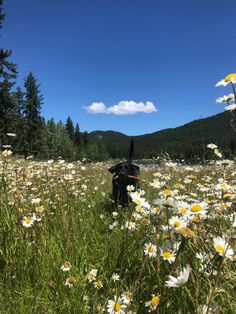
left=60, top=261, right=72, bottom=272
left=65, top=276, right=76, bottom=287
left=107, top=296, right=126, bottom=314
left=160, top=249, right=176, bottom=264
left=145, top=294, right=160, bottom=311
left=215, top=73, right=236, bottom=87
left=144, top=243, right=157, bottom=258
left=213, top=237, right=234, bottom=259
left=165, top=265, right=191, bottom=288
left=169, top=216, right=187, bottom=229
left=190, top=202, right=208, bottom=216
left=22, top=216, right=34, bottom=228
left=121, top=291, right=133, bottom=305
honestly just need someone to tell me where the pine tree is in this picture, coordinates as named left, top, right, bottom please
left=23, top=72, right=43, bottom=156
left=65, top=116, right=74, bottom=141
left=74, top=122, right=82, bottom=146
left=0, top=0, right=17, bottom=143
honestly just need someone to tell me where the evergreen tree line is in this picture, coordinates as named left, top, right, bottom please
left=1, top=72, right=109, bottom=160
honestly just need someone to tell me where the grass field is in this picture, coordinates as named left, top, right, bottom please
left=0, top=154, right=235, bottom=313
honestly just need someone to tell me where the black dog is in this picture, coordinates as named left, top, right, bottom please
left=108, top=139, right=140, bottom=209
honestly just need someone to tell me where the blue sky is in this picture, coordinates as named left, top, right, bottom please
left=2, top=0, right=236, bottom=135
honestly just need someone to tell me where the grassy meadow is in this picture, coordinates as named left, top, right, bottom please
left=0, top=154, right=236, bottom=313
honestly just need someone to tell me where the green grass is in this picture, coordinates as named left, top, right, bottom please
left=0, top=157, right=235, bottom=313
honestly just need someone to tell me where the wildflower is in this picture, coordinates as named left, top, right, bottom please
left=165, top=265, right=191, bottom=288
left=141, top=218, right=150, bottom=225
left=169, top=216, right=186, bottom=229
left=67, top=163, right=74, bottom=169
left=61, top=261, right=71, bottom=271
left=112, top=211, right=119, bottom=219
left=144, top=243, right=157, bottom=257
left=177, top=205, right=190, bottom=218
left=225, top=104, right=236, bottom=111
left=215, top=73, right=236, bottom=87
left=125, top=221, right=136, bottom=231
left=216, top=93, right=234, bottom=103
left=197, top=304, right=211, bottom=314
left=111, top=273, right=120, bottom=282
left=7, top=133, right=16, bottom=137
left=215, top=180, right=231, bottom=191
left=94, top=280, right=103, bottom=289
left=65, top=276, right=76, bottom=287
left=2, top=149, right=12, bottom=157
left=35, top=205, right=45, bottom=212
left=214, top=149, right=222, bottom=158
left=22, top=216, right=34, bottom=228
left=31, top=197, right=41, bottom=205
left=107, top=296, right=126, bottom=314
left=121, top=291, right=133, bottom=305
left=207, top=143, right=217, bottom=150
left=127, top=185, right=135, bottom=192
left=177, top=227, right=196, bottom=238
left=145, top=294, right=160, bottom=312
left=130, top=192, right=150, bottom=209
left=160, top=249, right=176, bottom=263
left=83, top=295, right=90, bottom=303
left=109, top=221, right=118, bottom=230
left=161, top=188, right=173, bottom=197
left=96, top=303, right=105, bottom=313
left=190, top=202, right=208, bottom=216
left=213, top=237, right=234, bottom=259
left=87, top=268, right=98, bottom=282
left=31, top=213, right=42, bottom=222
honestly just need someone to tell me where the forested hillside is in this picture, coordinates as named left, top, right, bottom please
left=89, top=111, right=236, bottom=162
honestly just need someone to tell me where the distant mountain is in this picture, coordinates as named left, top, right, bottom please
left=89, top=111, right=236, bottom=162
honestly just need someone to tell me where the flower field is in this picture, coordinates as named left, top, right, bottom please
left=0, top=155, right=236, bottom=313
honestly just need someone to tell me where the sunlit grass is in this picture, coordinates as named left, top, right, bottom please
left=0, top=156, right=235, bottom=313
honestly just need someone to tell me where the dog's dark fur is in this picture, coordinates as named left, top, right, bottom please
left=108, top=140, right=140, bottom=208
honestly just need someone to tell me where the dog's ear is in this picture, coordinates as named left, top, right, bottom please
left=108, top=164, right=118, bottom=174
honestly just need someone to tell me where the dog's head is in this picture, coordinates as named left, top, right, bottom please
left=108, top=161, right=140, bottom=178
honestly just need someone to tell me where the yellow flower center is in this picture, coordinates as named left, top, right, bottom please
left=216, top=245, right=225, bottom=254
left=225, top=73, right=236, bottom=82
left=151, top=295, right=160, bottom=307
left=155, top=207, right=161, bottom=215
left=67, top=276, right=76, bottom=285
left=191, top=204, right=202, bottom=212
left=135, top=199, right=142, bottom=206
left=25, top=218, right=31, bottom=224
left=180, top=207, right=186, bottom=215
left=163, top=251, right=171, bottom=259
left=163, top=189, right=172, bottom=196
left=220, top=184, right=228, bottom=190
left=64, top=263, right=70, bottom=268
left=175, top=183, right=182, bottom=188
left=173, top=221, right=181, bottom=228
left=137, top=206, right=143, bottom=213
left=125, top=293, right=131, bottom=301
left=148, top=245, right=154, bottom=253
left=113, top=302, right=121, bottom=312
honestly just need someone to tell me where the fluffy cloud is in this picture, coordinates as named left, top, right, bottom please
left=85, top=101, right=157, bottom=115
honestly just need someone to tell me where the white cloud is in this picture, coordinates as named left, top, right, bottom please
left=85, top=101, right=157, bottom=115
left=85, top=102, right=107, bottom=114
